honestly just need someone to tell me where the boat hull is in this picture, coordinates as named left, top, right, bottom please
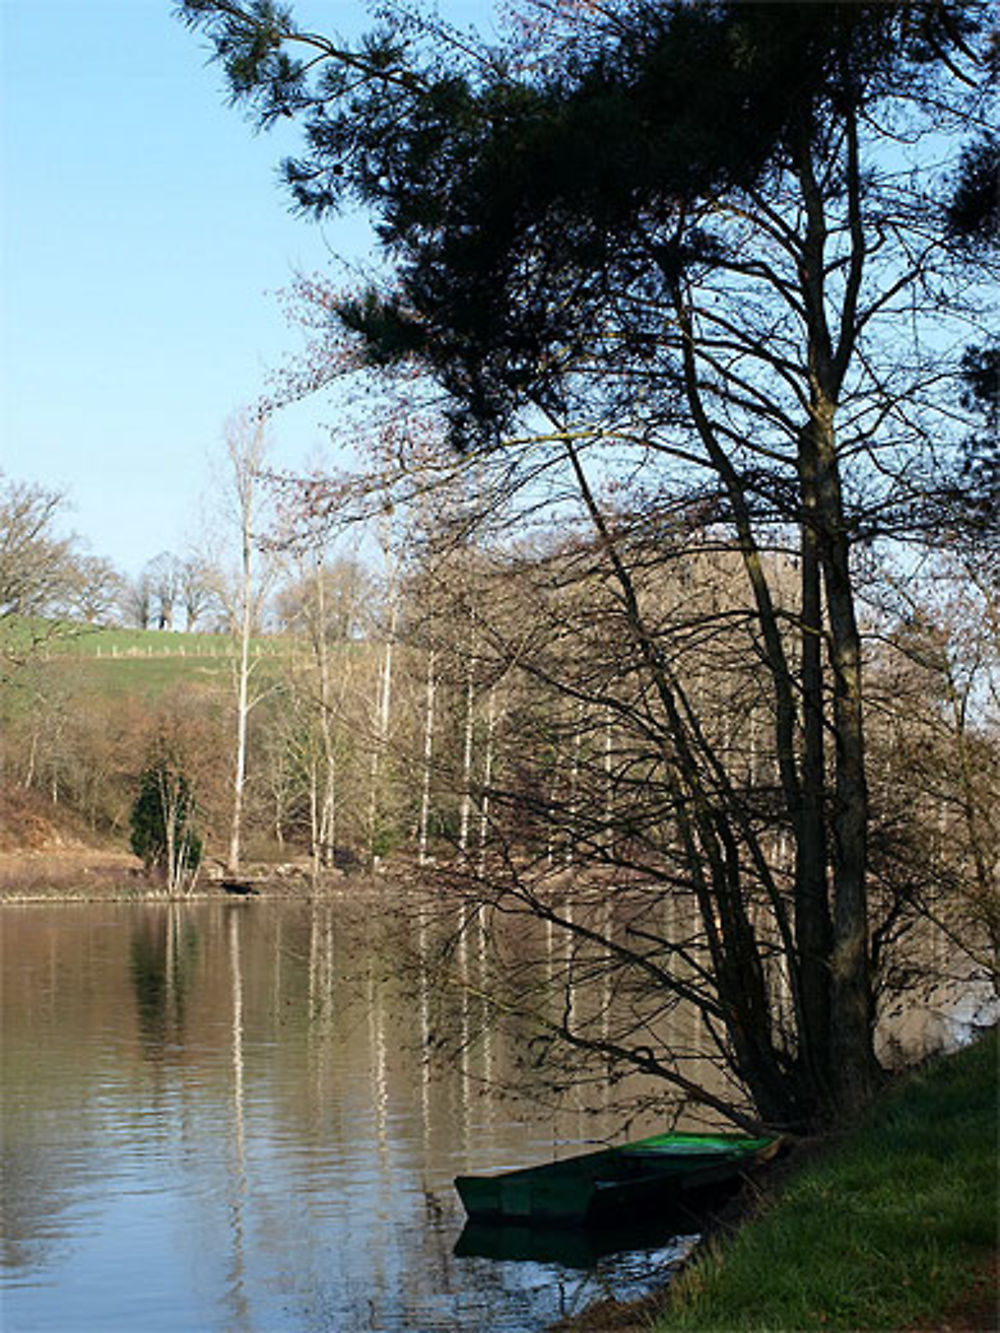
left=454, top=1131, right=775, bottom=1225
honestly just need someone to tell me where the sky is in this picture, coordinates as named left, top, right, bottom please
left=0, top=0, right=496, bottom=578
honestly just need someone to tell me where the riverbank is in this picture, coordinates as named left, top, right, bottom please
left=0, top=847, right=358, bottom=900
left=0, top=844, right=143, bottom=895
left=0, top=793, right=351, bottom=899
left=552, top=1028, right=998, bottom=1332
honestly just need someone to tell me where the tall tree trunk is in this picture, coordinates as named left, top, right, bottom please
left=368, top=603, right=396, bottom=868
left=313, top=557, right=336, bottom=868
left=225, top=414, right=267, bottom=878
left=796, top=434, right=834, bottom=1104
left=477, top=682, right=497, bottom=876
left=308, top=752, right=322, bottom=885
left=563, top=702, right=583, bottom=868
left=458, top=646, right=475, bottom=857
left=163, top=769, right=177, bottom=896
left=814, top=407, right=878, bottom=1110
left=418, top=648, right=436, bottom=865
left=228, top=512, right=253, bottom=876
left=794, top=116, right=879, bottom=1116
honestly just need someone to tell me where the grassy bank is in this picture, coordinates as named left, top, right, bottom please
left=654, top=1028, right=997, bottom=1332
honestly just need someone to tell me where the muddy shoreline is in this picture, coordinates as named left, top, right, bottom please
left=0, top=845, right=366, bottom=901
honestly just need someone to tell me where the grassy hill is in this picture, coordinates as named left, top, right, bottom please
left=8, top=622, right=297, bottom=698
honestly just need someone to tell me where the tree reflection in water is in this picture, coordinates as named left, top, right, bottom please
left=1, top=899, right=757, bottom=1332
left=129, top=904, right=199, bottom=1060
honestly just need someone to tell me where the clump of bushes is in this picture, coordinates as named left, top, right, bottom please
left=130, top=756, right=203, bottom=890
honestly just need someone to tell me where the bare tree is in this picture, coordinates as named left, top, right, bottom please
left=287, top=547, right=348, bottom=875
left=120, top=571, right=154, bottom=630
left=874, top=554, right=1000, bottom=994
left=275, top=558, right=373, bottom=642
left=145, top=552, right=183, bottom=632
left=0, top=472, right=100, bottom=674
left=216, top=410, right=274, bottom=876
left=64, top=556, right=124, bottom=626
left=0, top=474, right=76, bottom=621
left=180, top=556, right=215, bottom=632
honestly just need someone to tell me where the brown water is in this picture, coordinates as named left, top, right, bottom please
left=0, top=899, right=695, bottom=1333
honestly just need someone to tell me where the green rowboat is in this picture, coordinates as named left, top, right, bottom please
left=454, top=1131, right=776, bottom=1225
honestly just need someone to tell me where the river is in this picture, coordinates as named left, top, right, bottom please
left=0, top=898, right=697, bottom=1333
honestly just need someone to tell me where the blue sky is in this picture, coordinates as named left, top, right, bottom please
left=0, top=0, right=495, bottom=577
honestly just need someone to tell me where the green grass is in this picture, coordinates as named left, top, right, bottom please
left=657, top=1028, right=998, bottom=1331
left=3, top=620, right=301, bottom=698
left=3, top=617, right=294, bottom=658
left=4, top=620, right=373, bottom=701
left=53, top=624, right=283, bottom=657
left=76, top=653, right=237, bottom=697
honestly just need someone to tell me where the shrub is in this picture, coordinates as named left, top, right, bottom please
left=130, top=759, right=203, bottom=881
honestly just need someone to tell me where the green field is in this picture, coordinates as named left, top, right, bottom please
left=4, top=622, right=299, bottom=697
left=1, top=621, right=382, bottom=703
left=51, top=624, right=288, bottom=657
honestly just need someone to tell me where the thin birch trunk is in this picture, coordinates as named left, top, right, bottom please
left=603, top=708, right=613, bottom=849
left=228, top=571, right=251, bottom=875
left=418, top=647, right=436, bottom=866
left=477, top=682, right=497, bottom=876
left=309, top=751, right=321, bottom=884
left=458, top=651, right=475, bottom=857
left=368, top=602, right=396, bottom=867
left=23, top=728, right=38, bottom=789
left=313, top=558, right=336, bottom=867
left=163, top=768, right=177, bottom=896
left=226, top=416, right=266, bottom=878
left=563, top=702, right=583, bottom=867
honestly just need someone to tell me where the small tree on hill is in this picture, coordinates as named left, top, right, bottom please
left=130, top=754, right=203, bottom=895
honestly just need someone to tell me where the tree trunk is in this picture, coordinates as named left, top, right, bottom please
left=796, top=434, right=834, bottom=1105
left=227, top=529, right=252, bottom=877
left=563, top=701, right=583, bottom=868
left=368, top=604, right=396, bottom=868
left=814, top=411, right=879, bottom=1111
left=458, top=643, right=475, bottom=857
left=313, top=559, right=336, bottom=868
left=477, top=682, right=497, bottom=876
left=793, top=116, right=879, bottom=1118
left=225, top=419, right=266, bottom=878
left=418, top=648, right=436, bottom=865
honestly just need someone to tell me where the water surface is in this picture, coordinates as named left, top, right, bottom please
left=1, top=899, right=692, bottom=1332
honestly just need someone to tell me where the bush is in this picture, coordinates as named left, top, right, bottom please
left=129, top=760, right=203, bottom=877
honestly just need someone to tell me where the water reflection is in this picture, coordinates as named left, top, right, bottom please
left=1, top=899, right=692, bottom=1333
left=456, top=1218, right=696, bottom=1268
left=226, top=905, right=250, bottom=1333
left=129, top=905, right=199, bottom=1059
